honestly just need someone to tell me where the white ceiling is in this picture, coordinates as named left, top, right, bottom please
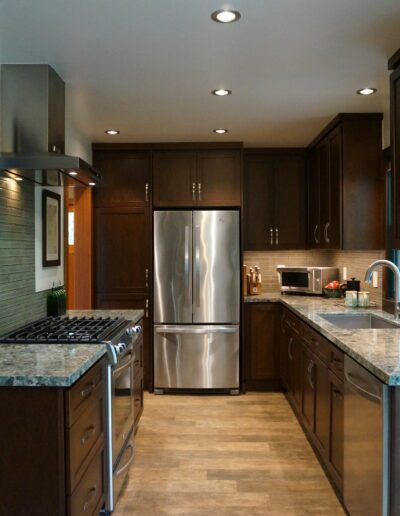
left=0, top=0, right=399, bottom=147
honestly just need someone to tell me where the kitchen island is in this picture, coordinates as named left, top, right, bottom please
left=0, top=308, right=143, bottom=516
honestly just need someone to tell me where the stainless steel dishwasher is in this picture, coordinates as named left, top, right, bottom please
left=344, top=355, right=390, bottom=516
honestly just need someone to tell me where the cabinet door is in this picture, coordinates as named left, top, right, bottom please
left=287, top=331, right=302, bottom=410
left=301, top=345, right=315, bottom=433
left=314, top=355, right=330, bottom=459
left=329, top=370, right=344, bottom=492
left=153, top=151, right=197, bottom=207
left=392, top=67, right=400, bottom=247
left=274, top=155, right=306, bottom=249
left=278, top=311, right=289, bottom=389
left=93, top=152, right=151, bottom=207
left=243, top=155, right=275, bottom=250
left=196, top=150, right=241, bottom=206
left=307, top=148, right=320, bottom=248
left=244, top=303, right=279, bottom=390
left=95, top=207, right=151, bottom=294
left=95, top=293, right=153, bottom=391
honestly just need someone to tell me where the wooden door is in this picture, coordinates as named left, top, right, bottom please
left=329, top=370, right=344, bottom=492
left=313, top=355, right=330, bottom=459
left=244, top=303, right=279, bottom=391
left=93, top=152, right=151, bottom=207
left=95, top=207, right=151, bottom=295
left=196, top=150, right=241, bottom=206
left=153, top=151, right=197, bottom=207
left=243, top=155, right=275, bottom=250
left=274, top=155, right=306, bottom=249
left=307, top=147, right=320, bottom=248
left=392, top=67, right=400, bottom=247
left=301, top=345, right=315, bottom=433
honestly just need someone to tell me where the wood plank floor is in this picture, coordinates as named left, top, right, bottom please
left=114, top=392, right=345, bottom=516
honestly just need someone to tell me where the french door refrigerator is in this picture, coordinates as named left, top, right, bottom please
left=153, top=210, right=240, bottom=393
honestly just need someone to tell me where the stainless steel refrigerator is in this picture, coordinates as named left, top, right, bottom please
left=153, top=210, right=240, bottom=393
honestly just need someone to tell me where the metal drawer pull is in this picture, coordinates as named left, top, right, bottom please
left=324, top=222, right=331, bottom=244
left=113, top=357, right=133, bottom=377
left=145, top=299, right=149, bottom=318
left=307, top=360, right=315, bottom=389
left=275, top=227, right=279, bottom=246
left=198, top=182, right=202, bottom=201
left=145, top=268, right=149, bottom=288
left=270, top=227, right=273, bottom=245
left=145, top=183, right=149, bottom=202
left=288, top=337, right=294, bottom=360
left=80, top=382, right=95, bottom=399
left=345, top=371, right=381, bottom=402
left=314, top=224, right=319, bottom=244
left=83, top=485, right=97, bottom=512
left=192, top=182, right=196, bottom=200
left=115, top=442, right=135, bottom=477
left=81, top=425, right=96, bottom=445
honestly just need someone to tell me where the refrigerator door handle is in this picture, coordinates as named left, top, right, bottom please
left=155, top=326, right=239, bottom=334
left=184, top=225, right=190, bottom=303
left=194, top=225, right=201, bottom=307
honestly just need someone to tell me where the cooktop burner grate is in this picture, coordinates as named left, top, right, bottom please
left=0, top=316, right=126, bottom=344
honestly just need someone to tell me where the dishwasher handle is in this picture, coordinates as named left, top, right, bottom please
left=345, top=370, right=382, bottom=403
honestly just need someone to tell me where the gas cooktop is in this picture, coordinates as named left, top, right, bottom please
left=0, top=316, right=127, bottom=344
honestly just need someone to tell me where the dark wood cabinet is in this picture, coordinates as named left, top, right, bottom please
left=153, top=149, right=241, bottom=207
left=301, top=344, right=315, bottom=433
left=390, top=50, right=400, bottom=248
left=313, top=354, right=330, bottom=458
left=0, top=359, right=106, bottom=516
left=328, top=370, right=344, bottom=492
left=244, top=151, right=306, bottom=250
left=244, top=303, right=280, bottom=391
left=307, top=113, right=383, bottom=250
left=93, top=151, right=151, bottom=207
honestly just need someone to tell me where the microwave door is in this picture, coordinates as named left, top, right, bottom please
left=281, top=270, right=310, bottom=291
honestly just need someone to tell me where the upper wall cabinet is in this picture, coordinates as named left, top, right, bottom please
left=307, top=113, right=384, bottom=250
left=93, top=151, right=152, bottom=207
left=389, top=49, right=400, bottom=248
left=153, top=149, right=241, bottom=207
left=243, top=151, right=306, bottom=250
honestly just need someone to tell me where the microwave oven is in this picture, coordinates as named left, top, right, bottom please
left=276, top=266, right=339, bottom=295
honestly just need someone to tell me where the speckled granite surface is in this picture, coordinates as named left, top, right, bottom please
left=245, top=293, right=400, bottom=385
left=0, top=309, right=144, bottom=388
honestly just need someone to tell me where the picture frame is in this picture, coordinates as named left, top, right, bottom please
left=42, top=189, right=61, bottom=267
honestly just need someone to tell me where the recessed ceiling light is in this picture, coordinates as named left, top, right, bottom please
left=356, top=88, right=377, bottom=96
left=69, top=171, right=78, bottom=176
left=213, top=128, right=228, bottom=134
left=212, top=89, right=232, bottom=96
left=211, top=10, right=241, bottom=23
left=88, top=182, right=96, bottom=186
left=105, top=129, right=120, bottom=135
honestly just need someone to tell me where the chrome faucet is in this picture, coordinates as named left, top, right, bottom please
left=364, top=259, right=400, bottom=319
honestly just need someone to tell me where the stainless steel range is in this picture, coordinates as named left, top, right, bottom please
left=1, top=315, right=142, bottom=513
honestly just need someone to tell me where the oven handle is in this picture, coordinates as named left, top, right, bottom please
left=156, top=326, right=238, bottom=334
left=112, top=353, right=133, bottom=376
left=115, top=442, right=135, bottom=477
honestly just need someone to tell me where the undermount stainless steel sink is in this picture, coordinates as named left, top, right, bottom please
left=318, top=313, right=400, bottom=330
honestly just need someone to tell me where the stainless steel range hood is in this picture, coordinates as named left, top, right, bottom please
left=0, top=64, right=101, bottom=186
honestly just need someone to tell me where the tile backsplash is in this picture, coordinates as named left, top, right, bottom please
left=244, top=249, right=386, bottom=305
left=0, top=178, right=47, bottom=335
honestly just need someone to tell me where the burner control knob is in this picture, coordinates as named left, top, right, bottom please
left=115, top=343, right=127, bottom=354
left=126, top=325, right=142, bottom=337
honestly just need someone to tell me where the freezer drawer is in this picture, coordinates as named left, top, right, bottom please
left=154, top=325, right=239, bottom=389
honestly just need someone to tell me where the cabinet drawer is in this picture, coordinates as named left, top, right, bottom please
left=329, top=345, right=344, bottom=380
left=134, top=373, right=144, bottom=427
left=66, top=359, right=104, bottom=427
left=67, top=388, right=104, bottom=492
left=282, top=309, right=302, bottom=336
left=302, top=324, right=330, bottom=364
left=68, top=446, right=105, bottom=516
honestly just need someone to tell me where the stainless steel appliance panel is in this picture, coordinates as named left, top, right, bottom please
left=154, top=211, right=193, bottom=324
left=344, top=355, right=389, bottom=516
left=193, top=210, right=239, bottom=323
left=154, top=325, right=239, bottom=389
left=276, top=266, right=339, bottom=295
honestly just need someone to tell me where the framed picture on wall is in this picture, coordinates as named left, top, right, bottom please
left=42, top=189, right=61, bottom=267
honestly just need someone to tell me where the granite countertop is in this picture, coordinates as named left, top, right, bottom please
left=244, top=292, right=400, bottom=386
left=0, top=308, right=144, bottom=388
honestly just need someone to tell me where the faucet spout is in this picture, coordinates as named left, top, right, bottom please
left=364, top=259, right=400, bottom=319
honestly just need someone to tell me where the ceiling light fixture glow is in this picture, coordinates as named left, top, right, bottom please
left=211, top=10, right=241, bottom=23
left=88, top=182, right=96, bottom=186
left=213, top=128, right=228, bottom=134
left=69, top=171, right=78, bottom=176
left=356, top=87, right=377, bottom=96
left=14, top=177, right=23, bottom=181
left=212, top=89, right=232, bottom=96
left=105, top=129, right=120, bottom=135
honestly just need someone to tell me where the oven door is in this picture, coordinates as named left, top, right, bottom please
left=279, top=268, right=312, bottom=293
left=112, top=349, right=134, bottom=465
